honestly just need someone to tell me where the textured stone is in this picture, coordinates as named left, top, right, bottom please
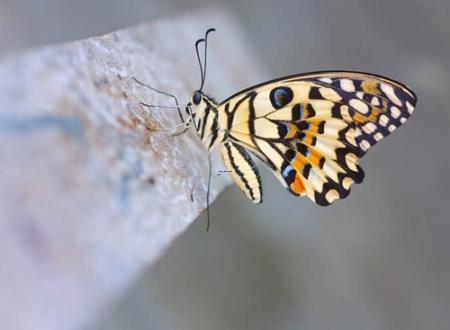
left=0, top=9, right=264, bottom=330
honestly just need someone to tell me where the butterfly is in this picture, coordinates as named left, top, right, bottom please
left=137, top=28, right=417, bottom=212
left=172, top=28, right=417, bottom=208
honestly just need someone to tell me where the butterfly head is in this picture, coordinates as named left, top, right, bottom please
left=185, top=90, right=218, bottom=131
left=185, top=90, right=202, bottom=118
left=192, top=90, right=203, bottom=106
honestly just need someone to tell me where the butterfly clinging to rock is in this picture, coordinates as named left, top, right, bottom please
left=140, top=28, right=417, bottom=209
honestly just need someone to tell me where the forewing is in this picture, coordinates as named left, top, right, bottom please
left=220, top=71, right=417, bottom=205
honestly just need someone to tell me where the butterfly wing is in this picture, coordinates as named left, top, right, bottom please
left=219, top=140, right=262, bottom=203
left=218, top=71, right=417, bottom=206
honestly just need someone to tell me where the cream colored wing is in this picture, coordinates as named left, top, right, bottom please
left=218, top=71, right=417, bottom=205
left=219, top=140, right=262, bottom=203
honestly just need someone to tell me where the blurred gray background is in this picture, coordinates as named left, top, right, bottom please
left=1, top=1, right=449, bottom=329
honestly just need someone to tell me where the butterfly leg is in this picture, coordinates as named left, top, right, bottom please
left=130, top=76, right=186, bottom=124
left=136, top=101, right=191, bottom=136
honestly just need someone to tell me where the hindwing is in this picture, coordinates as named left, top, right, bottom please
left=219, top=140, right=262, bottom=203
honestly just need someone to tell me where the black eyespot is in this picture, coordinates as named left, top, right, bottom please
left=193, top=91, right=202, bottom=105
left=270, top=86, right=293, bottom=109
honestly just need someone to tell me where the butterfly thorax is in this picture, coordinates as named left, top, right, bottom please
left=187, top=91, right=225, bottom=150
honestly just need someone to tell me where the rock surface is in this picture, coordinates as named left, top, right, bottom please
left=0, top=9, right=264, bottom=330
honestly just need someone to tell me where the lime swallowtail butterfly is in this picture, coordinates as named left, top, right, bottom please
left=137, top=28, right=417, bottom=224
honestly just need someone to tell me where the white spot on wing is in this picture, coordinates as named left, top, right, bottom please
left=319, top=87, right=342, bottom=102
left=356, top=91, right=365, bottom=99
left=374, top=132, right=384, bottom=141
left=379, top=114, right=389, bottom=127
left=340, top=79, right=355, bottom=92
left=391, top=106, right=401, bottom=119
left=360, top=140, right=371, bottom=151
left=325, top=189, right=339, bottom=203
left=345, top=128, right=357, bottom=146
left=406, top=101, right=414, bottom=114
left=371, top=97, right=380, bottom=106
left=342, top=177, right=354, bottom=190
left=345, top=153, right=358, bottom=171
left=350, top=98, right=369, bottom=114
left=319, top=77, right=333, bottom=84
left=340, top=105, right=351, bottom=121
left=381, top=83, right=402, bottom=106
left=362, top=122, right=377, bottom=134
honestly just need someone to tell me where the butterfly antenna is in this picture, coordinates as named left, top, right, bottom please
left=195, top=38, right=205, bottom=90
left=206, top=153, right=212, bottom=231
left=131, top=76, right=184, bottom=123
left=200, top=28, right=216, bottom=91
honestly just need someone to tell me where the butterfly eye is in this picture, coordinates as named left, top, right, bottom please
left=192, top=91, right=202, bottom=105
left=270, top=86, right=293, bottom=109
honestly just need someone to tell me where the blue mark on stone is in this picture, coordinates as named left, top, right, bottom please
left=0, top=113, right=84, bottom=139
left=115, top=151, right=143, bottom=215
left=117, top=174, right=132, bottom=215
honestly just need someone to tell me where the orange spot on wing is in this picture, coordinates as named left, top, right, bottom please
left=308, top=118, right=322, bottom=128
left=308, top=149, right=322, bottom=166
left=292, top=155, right=304, bottom=172
left=352, top=112, right=367, bottom=123
left=286, top=123, right=298, bottom=139
left=302, top=132, right=314, bottom=145
left=290, top=174, right=305, bottom=194
left=352, top=106, right=381, bottom=124
left=301, top=120, right=321, bottom=143
left=368, top=107, right=381, bottom=122
left=362, top=80, right=380, bottom=95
